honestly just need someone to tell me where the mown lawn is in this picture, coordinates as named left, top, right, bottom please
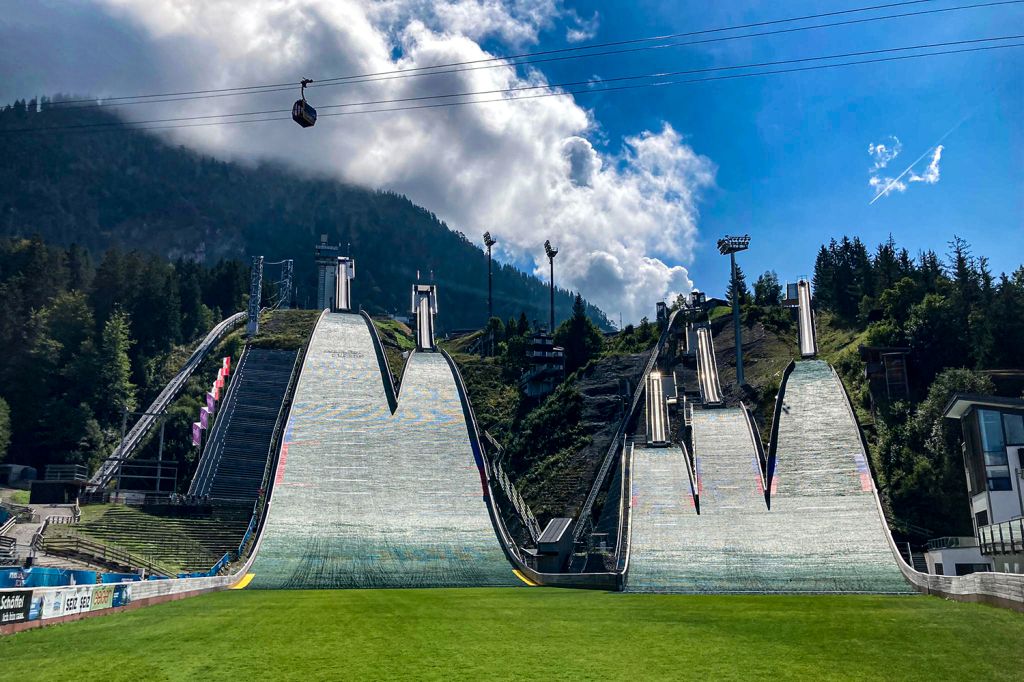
left=2, top=589, right=1021, bottom=681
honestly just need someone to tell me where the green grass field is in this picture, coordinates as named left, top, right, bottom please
left=2, top=589, right=1022, bottom=680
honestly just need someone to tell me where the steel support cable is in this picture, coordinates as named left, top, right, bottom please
left=39, top=0, right=1022, bottom=113
left=45, top=0, right=943, bottom=108
left=6, top=37, right=1021, bottom=135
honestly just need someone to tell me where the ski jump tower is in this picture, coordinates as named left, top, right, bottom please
left=315, top=235, right=342, bottom=311
left=332, top=257, right=355, bottom=312
left=412, top=284, right=438, bottom=351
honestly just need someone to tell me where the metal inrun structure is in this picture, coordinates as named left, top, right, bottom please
left=333, top=257, right=356, bottom=312
left=247, top=256, right=264, bottom=337
left=412, top=284, right=438, bottom=351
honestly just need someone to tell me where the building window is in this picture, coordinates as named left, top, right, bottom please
left=979, top=410, right=1011, bottom=491
left=1004, top=413, right=1024, bottom=445
left=955, top=563, right=991, bottom=576
left=934, top=562, right=944, bottom=576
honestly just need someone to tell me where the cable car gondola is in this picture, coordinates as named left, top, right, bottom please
left=292, top=78, right=317, bottom=128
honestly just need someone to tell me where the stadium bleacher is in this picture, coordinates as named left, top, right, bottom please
left=45, top=505, right=249, bottom=574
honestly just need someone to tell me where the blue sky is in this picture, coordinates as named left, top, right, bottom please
left=539, top=0, right=1024, bottom=293
left=1, top=1, right=1021, bottom=318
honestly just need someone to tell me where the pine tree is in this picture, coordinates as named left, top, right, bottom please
left=97, top=308, right=137, bottom=425
left=812, top=243, right=836, bottom=311
left=554, top=294, right=604, bottom=373
left=725, top=265, right=750, bottom=306
left=753, top=270, right=783, bottom=306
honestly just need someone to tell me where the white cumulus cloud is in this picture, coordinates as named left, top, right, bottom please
left=4, top=0, right=714, bottom=322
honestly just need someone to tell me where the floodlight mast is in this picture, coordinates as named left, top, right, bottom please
left=484, top=232, right=496, bottom=321
left=545, top=240, right=558, bottom=333
left=717, top=235, right=751, bottom=387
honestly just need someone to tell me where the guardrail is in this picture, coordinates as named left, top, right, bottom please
left=978, top=519, right=1024, bottom=556
left=0, top=536, right=16, bottom=566
left=360, top=310, right=399, bottom=412
left=90, top=310, right=248, bottom=489
left=614, top=440, right=633, bottom=573
left=208, top=552, right=231, bottom=576
left=490, top=458, right=542, bottom=543
left=482, top=430, right=542, bottom=542
left=740, top=401, right=770, bottom=507
left=39, top=534, right=175, bottom=578
left=763, top=360, right=796, bottom=496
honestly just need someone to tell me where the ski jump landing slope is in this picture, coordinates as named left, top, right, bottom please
left=627, top=409, right=770, bottom=592
left=247, top=312, right=516, bottom=589
left=770, top=360, right=910, bottom=592
left=626, top=361, right=912, bottom=593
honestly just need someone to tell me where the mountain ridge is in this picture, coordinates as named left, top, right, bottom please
left=0, top=97, right=611, bottom=331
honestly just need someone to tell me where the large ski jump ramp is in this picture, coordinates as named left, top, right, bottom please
left=626, top=362, right=911, bottom=593
left=247, top=312, right=516, bottom=589
left=769, top=360, right=910, bottom=592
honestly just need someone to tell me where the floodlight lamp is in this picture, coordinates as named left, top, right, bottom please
left=544, top=240, right=558, bottom=259
left=484, top=232, right=496, bottom=248
left=717, top=235, right=751, bottom=255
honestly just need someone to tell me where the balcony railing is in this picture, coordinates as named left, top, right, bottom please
left=926, top=536, right=978, bottom=551
left=977, top=518, right=1024, bottom=556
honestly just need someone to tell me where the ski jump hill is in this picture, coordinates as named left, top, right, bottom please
left=247, top=311, right=517, bottom=588
left=627, top=360, right=911, bottom=593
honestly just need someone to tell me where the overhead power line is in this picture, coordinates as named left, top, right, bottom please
left=40, top=0, right=1019, bottom=110
left=5, top=39, right=1020, bottom=136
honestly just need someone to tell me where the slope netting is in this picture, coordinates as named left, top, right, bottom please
left=628, top=409, right=770, bottom=592
left=627, top=364, right=911, bottom=593
left=770, top=360, right=911, bottom=593
left=247, top=313, right=516, bottom=589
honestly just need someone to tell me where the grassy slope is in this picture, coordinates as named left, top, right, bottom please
left=248, top=309, right=323, bottom=351
left=371, top=318, right=415, bottom=387
left=2, top=590, right=1022, bottom=680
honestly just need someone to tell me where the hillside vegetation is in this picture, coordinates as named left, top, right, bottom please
left=812, top=236, right=1023, bottom=537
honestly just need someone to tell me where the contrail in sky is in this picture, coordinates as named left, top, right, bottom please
left=869, top=115, right=968, bottom=205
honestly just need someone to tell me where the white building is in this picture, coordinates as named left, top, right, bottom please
left=937, top=394, right=1024, bottom=574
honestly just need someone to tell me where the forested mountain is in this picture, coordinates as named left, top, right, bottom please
left=0, top=97, right=609, bottom=331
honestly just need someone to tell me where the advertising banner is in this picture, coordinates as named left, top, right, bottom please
left=192, top=422, right=203, bottom=447
left=112, top=584, right=132, bottom=608
left=60, top=586, right=92, bottom=615
left=212, top=383, right=220, bottom=400
left=216, top=376, right=224, bottom=390
left=91, top=585, right=115, bottom=611
left=0, top=568, right=27, bottom=589
left=223, top=356, right=231, bottom=373
left=206, top=392, right=216, bottom=413
left=200, top=406, right=210, bottom=429
left=0, top=589, right=32, bottom=625
left=40, top=589, right=65, bottom=619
